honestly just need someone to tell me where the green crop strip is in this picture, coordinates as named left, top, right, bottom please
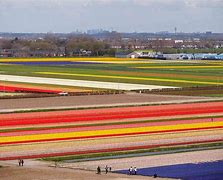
left=35, top=71, right=223, bottom=86
left=41, top=141, right=223, bottom=162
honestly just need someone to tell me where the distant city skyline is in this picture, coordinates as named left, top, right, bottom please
left=0, top=0, right=222, bottom=33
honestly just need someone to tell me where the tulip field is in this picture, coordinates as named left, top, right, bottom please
left=0, top=84, right=62, bottom=94
left=0, top=58, right=223, bottom=162
left=0, top=58, right=223, bottom=89
left=0, top=101, right=223, bottom=161
left=0, top=81, right=92, bottom=94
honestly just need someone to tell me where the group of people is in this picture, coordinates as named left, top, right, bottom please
left=97, top=165, right=112, bottom=174
left=18, top=159, right=24, bottom=166
left=128, top=166, right=137, bottom=175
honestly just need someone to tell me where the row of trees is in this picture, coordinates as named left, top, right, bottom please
left=161, top=48, right=223, bottom=54
left=0, top=34, right=222, bottom=57
left=0, top=35, right=116, bottom=57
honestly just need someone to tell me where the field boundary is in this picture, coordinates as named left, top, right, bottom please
left=0, top=90, right=125, bottom=100
left=1, top=97, right=222, bottom=114
left=135, top=85, right=223, bottom=96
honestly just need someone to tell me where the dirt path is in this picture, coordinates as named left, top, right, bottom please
left=1, top=149, right=221, bottom=180
left=0, top=93, right=216, bottom=113
left=0, top=160, right=166, bottom=180
left=67, top=149, right=223, bottom=171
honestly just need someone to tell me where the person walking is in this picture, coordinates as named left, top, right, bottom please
left=105, top=165, right=108, bottom=174
left=21, top=159, right=24, bottom=166
left=134, top=167, right=137, bottom=175
left=97, top=166, right=101, bottom=174
left=18, top=159, right=21, bottom=166
left=129, top=166, right=133, bottom=175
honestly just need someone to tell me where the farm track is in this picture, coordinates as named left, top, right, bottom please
left=0, top=93, right=215, bottom=113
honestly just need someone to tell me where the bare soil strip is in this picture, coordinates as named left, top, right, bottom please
left=0, top=160, right=161, bottom=180
left=0, top=93, right=217, bottom=113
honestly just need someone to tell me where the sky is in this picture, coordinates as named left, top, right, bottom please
left=0, top=0, right=222, bottom=33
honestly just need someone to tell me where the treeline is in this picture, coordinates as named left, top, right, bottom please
left=0, top=35, right=116, bottom=57
left=162, top=48, right=223, bottom=54
left=1, top=34, right=223, bottom=58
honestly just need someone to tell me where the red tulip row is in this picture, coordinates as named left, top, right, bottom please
left=1, top=102, right=223, bottom=127
left=0, top=84, right=61, bottom=94
left=1, top=117, right=222, bottom=137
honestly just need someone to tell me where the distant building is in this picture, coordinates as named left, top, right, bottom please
left=116, top=50, right=166, bottom=60
left=206, top=31, right=212, bottom=35
left=175, top=40, right=184, bottom=43
left=115, top=51, right=130, bottom=58
left=163, top=53, right=223, bottom=60
left=116, top=50, right=154, bottom=58
left=0, top=50, right=13, bottom=57
left=127, top=50, right=155, bottom=58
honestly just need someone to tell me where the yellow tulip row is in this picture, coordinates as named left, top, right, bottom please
left=137, top=65, right=223, bottom=69
left=1, top=121, right=222, bottom=144
left=36, top=71, right=223, bottom=85
left=0, top=57, right=134, bottom=62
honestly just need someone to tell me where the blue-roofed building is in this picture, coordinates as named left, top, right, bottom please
left=202, top=54, right=223, bottom=60
left=164, top=53, right=223, bottom=60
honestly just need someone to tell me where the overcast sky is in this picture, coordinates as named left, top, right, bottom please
left=0, top=0, right=222, bottom=33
